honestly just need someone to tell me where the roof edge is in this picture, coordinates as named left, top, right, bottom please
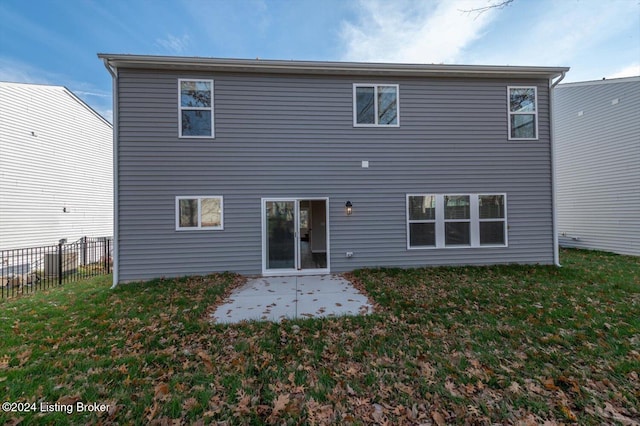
left=558, top=75, right=640, bottom=88
left=62, top=87, right=113, bottom=128
left=98, top=53, right=569, bottom=79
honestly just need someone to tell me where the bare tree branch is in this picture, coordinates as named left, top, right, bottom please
left=459, top=0, right=515, bottom=17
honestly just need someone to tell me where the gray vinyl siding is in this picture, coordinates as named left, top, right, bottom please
left=116, top=69, right=554, bottom=281
left=554, top=78, right=640, bottom=256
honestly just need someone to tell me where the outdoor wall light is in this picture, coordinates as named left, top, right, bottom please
left=345, top=201, right=353, bottom=216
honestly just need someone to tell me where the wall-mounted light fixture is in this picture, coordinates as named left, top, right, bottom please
left=345, top=201, right=353, bottom=216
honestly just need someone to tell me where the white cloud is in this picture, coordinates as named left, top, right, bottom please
left=156, top=34, right=191, bottom=54
left=0, top=57, right=54, bottom=84
left=521, top=2, right=637, bottom=65
left=74, top=90, right=111, bottom=98
left=607, top=63, right=640, bottom=79
left=472, top=0, right=640, bottom=72
left=339, top=0, right=499, bottom=63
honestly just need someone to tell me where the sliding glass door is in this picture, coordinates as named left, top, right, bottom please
left=262, top=198, right=329, bottom=274
left=265, top=201, right=296, bottom=270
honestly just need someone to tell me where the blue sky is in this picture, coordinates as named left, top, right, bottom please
left=1, top=0, right=639, bottom=122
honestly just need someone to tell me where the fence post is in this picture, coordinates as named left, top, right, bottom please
left=103, top=238, right=108, bottom=273
left=58, top=240, right=63, bottom=286
left=82, top=236, right=87, bottom=266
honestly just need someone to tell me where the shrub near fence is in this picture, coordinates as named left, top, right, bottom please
left=0, top=237, right=112, bottom=299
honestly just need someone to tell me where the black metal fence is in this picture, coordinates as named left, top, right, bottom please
left=1, top=237, right=112, bottom=299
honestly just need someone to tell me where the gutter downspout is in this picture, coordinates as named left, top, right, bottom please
left=549, top=71, right=566, bottom=267
left=102, top=58, right=119, bottom=288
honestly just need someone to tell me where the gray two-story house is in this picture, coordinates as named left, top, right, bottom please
left=99, top=54, right=568, bottom=285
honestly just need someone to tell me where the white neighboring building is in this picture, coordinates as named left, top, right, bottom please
left=0, top=82, right=113, bottom=250
left=554, top=76, right=640, bottom=256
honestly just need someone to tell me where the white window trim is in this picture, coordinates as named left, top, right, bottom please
left=178, top=79, right=215, bottom=139
left=406, top=194, right=437, bottom=249
left=444, top=194, right=473, bottom=247
left=353, top=83, right=400, bottom=127
left=478, top=194, right=509, bottom=247
left=406, top=193, right=508, bottom=249
left=175, top=196, right=224, bottom=231
left=507, top=86, right=538, bottom=141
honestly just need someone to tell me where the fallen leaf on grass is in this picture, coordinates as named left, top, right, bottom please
left=182, top=397, right=199, bottom=411
left=515, top=414, right=539, bottom=426
left=525, top=380, right=545, bottom=394
left=445, top=379, right=461, bottom=397
left=432, top=410, right=446, bottom=426
left=596, top=402, right=639, bottom=426
left=372, top=403, right=384, bottom=423
left=0, top=355, right=9, bottom=369
left=508, top=381, right=522, bottom=394
left=233, top=391, right=251, bottom=417
left=394, top=381, right=414, bottom=396
left=557, top=375, right=581, bottom=394
left=543, top=378, right=559, bottom=391
left=17, top=349, right=31, bottom=367
left=346, top=383, right=356, bottom=395
left=4, top=417, right=23, bottom=426
left=154, top=382, right=169, bottom=398
left=560, top=404, right=578, bottom=421
left=57, top=394, right=81, bottom=405
left=306, top=398, right=335, bottom=424
left=146, top=402, right=159, bottom=422
left=272, top=393, right=290, bottom=416
left=196, top=350, right=214, bottom=372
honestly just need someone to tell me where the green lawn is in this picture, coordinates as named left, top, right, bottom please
left=1, top=249, right=638, bottom=425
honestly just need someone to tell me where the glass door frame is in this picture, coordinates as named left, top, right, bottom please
left=261, top=197, right=330, bottom=276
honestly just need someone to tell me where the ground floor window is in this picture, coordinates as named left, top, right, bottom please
left=407, top=193, right=506, bottom=249
left=176, top=196, right=223, bottom=230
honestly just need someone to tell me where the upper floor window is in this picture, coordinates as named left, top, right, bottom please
left=508, top=86, right=537, bottom=140
left=179, top=79, right=214, bottom=138
left=353, top=84, right=399, bottom=127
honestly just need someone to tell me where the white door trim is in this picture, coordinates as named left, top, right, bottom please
left=261, top=197, right=330, bottom=276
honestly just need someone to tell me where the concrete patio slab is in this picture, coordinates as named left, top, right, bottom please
left=211, top=274, right=373, bottom=324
